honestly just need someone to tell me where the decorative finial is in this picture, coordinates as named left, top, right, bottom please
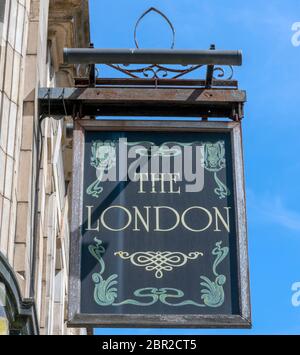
left=134, top=7, right=176, bottom=49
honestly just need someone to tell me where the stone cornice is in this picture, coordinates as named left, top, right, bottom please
left=48, top=0, right=90, bottom=84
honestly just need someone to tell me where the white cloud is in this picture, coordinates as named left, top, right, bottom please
left=247, top=190, right=300, bottom=232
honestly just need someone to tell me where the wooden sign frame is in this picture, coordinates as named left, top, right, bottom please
left=68, top=119, right=251, bottom=329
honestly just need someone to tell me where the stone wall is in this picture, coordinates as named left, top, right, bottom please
left=0, top=0, right=90, bottom=335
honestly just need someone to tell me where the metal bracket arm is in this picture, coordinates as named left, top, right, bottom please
left=38, top=87, right=246, bottom=121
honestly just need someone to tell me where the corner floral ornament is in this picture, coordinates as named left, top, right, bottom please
left=86, top=141, right=117, bottom=198
left=203, top=142, right=230, bottom=199
left=86, top=139, right=230, bottom=199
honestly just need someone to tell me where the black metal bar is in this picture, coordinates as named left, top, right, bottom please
left=88, top=43, right=96, bottom=87
left=89, top=64, right=96, bottom=87
left=64, top=48, right=242, bottom=66
left=74, top=77, right=238, bottom=88
left=205, top=44, right=215, bottom=88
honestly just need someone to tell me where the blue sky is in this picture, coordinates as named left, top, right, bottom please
left=90, top=0, right=300, bottom=335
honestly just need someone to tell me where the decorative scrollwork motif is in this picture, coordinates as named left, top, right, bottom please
left=89, top=239, right=229, bottom=308
left=86, top=141, right=117, bottom=198
left=213, top=66, right=234, bottom=81
left=126, top=141, right=184, bottom=158
left=86, top=140, right=230, bottom=199
left=78, top=8, right=236, bottom=83
left=203, top=141, right=230, bottom=199
left=200, top=242, right=229, bottom=307
left=107, top=63, right=204, bottom=80
left=88, top=239, right=118, bottom=306
left=114, top=250, right=204, bottom=279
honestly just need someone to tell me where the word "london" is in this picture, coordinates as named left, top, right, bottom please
left=86, top=205, right=231, bottom=233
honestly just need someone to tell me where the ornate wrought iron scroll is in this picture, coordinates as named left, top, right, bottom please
left=98, top=7, right=235, bottom=81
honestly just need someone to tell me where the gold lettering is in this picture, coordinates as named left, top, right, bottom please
left=213, top=207, right=231, bottom=232
left=150, top=173, right=160, bottom=193
left=85, top=205, right=231, bottom=234
left=86, top=206, right=99, bottom=231
left=101, top=206, right=132, bottom=232
left=160, top=173, right=166, bottom=193
left=169, top=173, right=181, bottom=194
left=154, top=206, right=180, bottom=232
left=181, top=207, right=213, bottom=232
left=135, top=173, right=181, bottom=194
left=133, top=206, right=150, bottom=232
left=135, top=173, right=148, bottom=194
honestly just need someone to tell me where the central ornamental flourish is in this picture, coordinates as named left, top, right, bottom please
left=114, top=250, right=204, bottom=279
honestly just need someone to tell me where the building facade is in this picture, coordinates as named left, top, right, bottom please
left=0, top=0, right=90, bottom=335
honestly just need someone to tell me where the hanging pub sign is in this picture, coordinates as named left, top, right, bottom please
left=68, top=120, right=251, bottom=328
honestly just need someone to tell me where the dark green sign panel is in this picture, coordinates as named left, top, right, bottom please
left=68, top=120, right=251, bottom=328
